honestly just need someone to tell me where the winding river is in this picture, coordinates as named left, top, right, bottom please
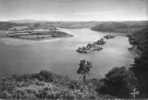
left=0, top=28, right=135, bottom=79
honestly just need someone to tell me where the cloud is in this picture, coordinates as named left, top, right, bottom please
left=0, top=0, right=147, bottom=21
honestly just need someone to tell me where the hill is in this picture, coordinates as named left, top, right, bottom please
left=91, top=21, right=148, bottom=35
left=0, top=70, right=105, bottom=100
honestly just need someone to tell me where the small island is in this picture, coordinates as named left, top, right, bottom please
left=76, top=38, right=105, bottom=54
left=7, top=30, right=73, bottom=40
left=76, top=34, right=116, bottom=54
left=6, top=26, right=73, bottom=40
left=104, top=34, right=115, bottom=39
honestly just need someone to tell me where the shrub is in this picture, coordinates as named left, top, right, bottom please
left=96, top=67, right=137, bottom=98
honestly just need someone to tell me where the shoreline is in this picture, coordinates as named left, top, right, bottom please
left=127, top=34, right=142, bottom=58
left=4, top=34, right=73, bottom=41
left=91, top=29, right=141, bottom=58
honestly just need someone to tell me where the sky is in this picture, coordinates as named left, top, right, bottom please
left=0, top=0, right=147, bottom=21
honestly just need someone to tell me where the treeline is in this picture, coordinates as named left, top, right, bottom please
left=91, top=21, right=148, bottom=35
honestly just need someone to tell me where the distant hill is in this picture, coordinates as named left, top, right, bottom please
left=10, top=19, right=45, bottom=23
left=91, top=21, right=148, bottom=34
left=0, top=21, right=99, bottom=30
left=0, top=22, right=23, bottom=30
left=1, top=20, right=147, bottom=31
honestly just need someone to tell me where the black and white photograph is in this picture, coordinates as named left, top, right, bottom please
left=0, top=0, right=148, bottom=99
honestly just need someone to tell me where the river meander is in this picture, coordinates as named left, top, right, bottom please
left=0, top=28, right=134, bottom=79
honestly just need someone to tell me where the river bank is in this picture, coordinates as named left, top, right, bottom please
left=90, top=22, right=148, bottom=97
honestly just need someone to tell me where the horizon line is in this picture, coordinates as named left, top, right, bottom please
left=0, top=19, right=148, bottom=22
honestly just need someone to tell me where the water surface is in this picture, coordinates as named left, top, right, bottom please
left=0, top=28, right=134, bottom=79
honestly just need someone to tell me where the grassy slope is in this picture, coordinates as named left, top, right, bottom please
left=0, top=70, right=104, bottom=100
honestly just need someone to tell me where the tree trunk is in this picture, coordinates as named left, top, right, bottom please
left=83, top=75, right=86, bottom=83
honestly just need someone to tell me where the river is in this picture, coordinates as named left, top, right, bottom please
left=0, top=28, right=135, bottom=79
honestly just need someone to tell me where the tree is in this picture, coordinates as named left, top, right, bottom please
left=77, top=60, right=93, bottom=83
left=96, top=67, right=138, bottom=98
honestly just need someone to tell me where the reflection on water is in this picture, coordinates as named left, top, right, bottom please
left=0, top=28, right=134, bottom=79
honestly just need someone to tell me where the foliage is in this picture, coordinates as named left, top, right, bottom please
left=0, top=70, right=99, bottom=100
left=130, top=27, right=148, bottom=97
left=91, top=21, right=148, bottom=35
left=96, top=67, right=137, bottom=98
left=77, top=60, right=93, bottom=82
left=91, top=21, right=148, bottom=98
